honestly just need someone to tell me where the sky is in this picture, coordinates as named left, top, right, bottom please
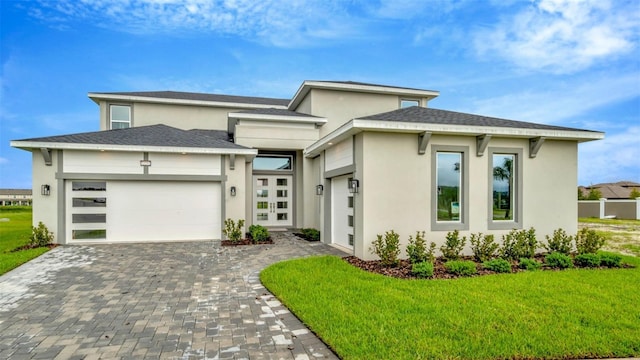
left=1, top=0, right=639, bottom=189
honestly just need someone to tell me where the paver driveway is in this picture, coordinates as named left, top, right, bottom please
left=0, top=233, right=347, bottom=359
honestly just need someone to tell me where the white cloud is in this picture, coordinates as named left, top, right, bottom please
left=578, top=126, right=640, bottom=184
left=0, top=157, right=8, bottom=165
left=473, top=0, right=639, bottom=74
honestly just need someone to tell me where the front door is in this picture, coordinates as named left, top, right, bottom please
left=331, top=175, right=354, bottom=249
left=253, top=175, right=293, bottom=227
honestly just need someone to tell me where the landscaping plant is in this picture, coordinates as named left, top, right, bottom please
left=248, top=224, right=269, bottom=243
left=444, top=260, right=477, bottom=276
left=411, top=261, right=434, bottom=278
left=500, top=228, right=537, bottom=261
left=483, top=258, right=512, bottom=273
left=29, top=221, right=54, bottom=247
left=543, top=228, right=573, bottom=255
left=222, top=218, right=245, bottom=243
left=518, top=258, right=542, bottom=271
left=599, top=253, right=622, bottom=268
left=575, top=227, right=605, bottom=254
left=440, top=230, right=467, bottom=261
left=370, top=230, right=400, bottom=267
left=574, top=253, right=601, bottom=268
left=544, top=252, right=573, bottom=269
left=301, top=228, right=320, bottom=241
left=406, top=231, right=429, bottom=264
left=470, top=232, right=499, bottom=262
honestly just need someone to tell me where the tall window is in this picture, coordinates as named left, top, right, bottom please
left=488, top=148, right=522, bottom=230
left=431, top=146, right=469, bottom=231
left=110, top=105, right=131, bottom=129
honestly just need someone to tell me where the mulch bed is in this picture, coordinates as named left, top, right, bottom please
left=221, top=238, right=274, bottom=246
left=11, top=243, right=59, bottom=252
left=293, top=233, right=319, bottom=242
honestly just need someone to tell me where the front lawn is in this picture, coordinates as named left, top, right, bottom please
left=0, top=206, right=49, bottom=275
left=261, top=255, right=640, bottom=360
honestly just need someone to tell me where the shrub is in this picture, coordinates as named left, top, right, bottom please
left=574, top=253, right=601, bottom=268
left=444, top=260, right=477, bottom=276
left=248, top=224, right=270, bottom=243
left=29, top=221, right=54, bottom=247
left=599, top=253, right=622, bottom=268
left=500, top=228, right=538, bottom=261
left=544, top=252, right=574, bottom=269
left=370, top=230, right=400, bottom=267
left=575, top=228, right=605, bottom=254
left=440, top=230, right=467, bottom=261
left=223, top=218, right=245, bottom=243
left=412, top=261, right=434, bottom=278
left=470, top=233, right=499, bottom=262
left=406, top=231, right=428, bottom=264
left=519, top=258, right=542, bottom=271
left=426, top=241, right=437, bottom=264
left=301, top=228, right=320, bottom=241
left=543, top=228, right=573, bottom=255
left=483, top=258, right=512, bottom=273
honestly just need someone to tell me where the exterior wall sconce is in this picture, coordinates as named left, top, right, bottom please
left=230, top=186, right=236, bottom=197
left=316, top=185, right=323, bottom=195
left=349, top=179, right=359, bottom=194
left=41, top=184, right=50, bottom=196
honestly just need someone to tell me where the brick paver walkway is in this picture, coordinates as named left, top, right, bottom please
left=0, top=233, right=347, bottom=359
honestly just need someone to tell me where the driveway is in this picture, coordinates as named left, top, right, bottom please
left=0, top=233, right=347, bottom=359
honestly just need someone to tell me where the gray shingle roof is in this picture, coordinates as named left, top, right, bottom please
left=232, top=108, right=321, bottom=117
left=15, top=124, right=248, bottom=150
left=359, top=106, right=596, bottom=132
left=93, top=91, right=290, bottom=106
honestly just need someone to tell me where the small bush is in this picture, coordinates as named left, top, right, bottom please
left=519, top=258, right=542, bottom=271
left=406, top=231, right=428, bottom=264
left=545, top=252, right=574, bottom=269
left=370, top=230, right=401, bottom=267
left=501, top=228, right=538, bottom=261
left=412, top=261, right=434, bottom=278
left=543, top=228, right=573, bottom=255
left=483, top=258, right=512, bottom=273
left=575, top=228, right=605, bottom=254
left=470, top=233, right=499, bottom=262
left=440, top=230, right=467, bottom=261
left=574, top=253, right=601, bottom=268
left=248, top=224, right=270, bottom=243
left=29, top=221, right=54, bottom=247
left=301, top=228, right=320, bottom=241
left=444, top=260, right=477, bottom=276
left=223, top=218, right=245, bottom=243
left=599, top=253, right=622, bottom=268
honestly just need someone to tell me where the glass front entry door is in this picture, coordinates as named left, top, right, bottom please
left=253, top=175, right=292, bottom=227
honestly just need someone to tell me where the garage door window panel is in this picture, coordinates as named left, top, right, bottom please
left=72, top=214, right=106, bottom=223
left=73, top=198, right=106, bottom=207
left=73, top=229, right=107, bottom=240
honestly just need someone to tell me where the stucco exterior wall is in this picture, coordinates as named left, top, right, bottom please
left=353, top=133, right=579, bottom=260
left=234, top=121, right=319, bottom=150
left=31, top=150, right=60, bottom=243
left=132, top=103, right=232, bottom=130
left=224, top=155, right=247, bottom=224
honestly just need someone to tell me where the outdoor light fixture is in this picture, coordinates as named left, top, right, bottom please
left=316, top=184, right=323, bottom=195
left=349, top=179, right=359, bottom=194
left=41, top=184, right=50, bottom=196
left=230, top=186, right=236, bottom=197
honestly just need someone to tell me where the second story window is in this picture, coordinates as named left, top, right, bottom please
left=110, top=105, right=131, bottom=129
left=400, top=99, right=420, bottom=108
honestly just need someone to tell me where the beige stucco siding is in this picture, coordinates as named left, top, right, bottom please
left=235, top=121, right=319, bottom=150
left=354, top=133, right=579, bottom=260
left=148, top=153, right=221, bottom=176
left=132, top=103, right=232, bottom=130
left=32, top=150, right=60, bottom=242
left=225, top=155, right=247, bottom=223
left=64, top=150, right=143, bottom=174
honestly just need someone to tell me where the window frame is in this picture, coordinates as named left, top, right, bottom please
left=431, top=145, right=469, bottom=231
left=400, top=98, right=421, bottom=108
left=109, top=104, right=132, bottom=129
left=487, top=147, right=523, bottom=230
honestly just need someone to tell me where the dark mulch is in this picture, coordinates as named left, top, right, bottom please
left=12, top=243, right=59, bottom=252
left=294, top=233, right=319, bottom=242
left=221, top=238, right=274, bottom=246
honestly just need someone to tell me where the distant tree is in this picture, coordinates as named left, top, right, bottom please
left=578, top=187, right=586, bottom=200
left=587, top=188, right=602, bottom=200
left=630, top=188, right=640, bottom=199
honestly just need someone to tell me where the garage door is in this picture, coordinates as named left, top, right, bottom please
left=66, top=180, right=221, bottom=242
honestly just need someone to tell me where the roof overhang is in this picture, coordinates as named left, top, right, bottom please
left=304, top=119, right=605, bottom=158
left=228, top=112, right=327, bottom=125
left=10, top=140, right=259, bottom=159
left=88, top=93, right=288, bottom=110
left=289, top=81, right=440, bottom=110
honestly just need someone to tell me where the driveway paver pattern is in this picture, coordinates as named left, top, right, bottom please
left=0, top=233, right=347, bottom=359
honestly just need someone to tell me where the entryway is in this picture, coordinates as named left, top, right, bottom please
left=331, top=174, right=354, bottom=249
left=253, top=175, right=293, bottom=227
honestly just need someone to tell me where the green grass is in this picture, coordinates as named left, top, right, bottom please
left=261, top=255, right=640, bottom=360
left=0, top=206, right=49, bottom=275
left=579, top=217, right=640, bottom=229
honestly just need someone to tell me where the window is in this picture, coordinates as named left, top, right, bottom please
left=72, top=214, right=106, bottom=223
left=400, top=99, right=420, bottom=108
left=73, top=198, right=106, bottom=207
left=110, top=105, right=131, bottom=129
left=253, top=155, right=292, bottom=171
left=72, top=181, right=106, bottom=191
left=431, top=146, right=469, bottom=231
left=73, top=229, right=106, bottom=240
left=488, top=148, right=522, bottom=230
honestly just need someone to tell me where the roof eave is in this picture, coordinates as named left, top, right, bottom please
left=228, top=112, right=328, bottom=125
left=88, top=93, right=288, bottom=110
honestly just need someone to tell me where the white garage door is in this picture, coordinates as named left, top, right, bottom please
left=67, top=180, right=221, bottom=242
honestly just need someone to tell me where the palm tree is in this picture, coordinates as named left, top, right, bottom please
left=493, top=157, right=513, bottom=219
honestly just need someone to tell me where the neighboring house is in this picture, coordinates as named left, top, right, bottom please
left=0, top=189, right=33, bottom=206
left=11, top=81, right=604, bottom=260
left=579, top=181, right=640, bottom=199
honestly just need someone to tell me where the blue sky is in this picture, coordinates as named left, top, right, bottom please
left=1, top=0, right=639, bottom=189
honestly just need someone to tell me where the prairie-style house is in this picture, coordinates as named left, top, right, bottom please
left=11, top=81, right=604, bottom=259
